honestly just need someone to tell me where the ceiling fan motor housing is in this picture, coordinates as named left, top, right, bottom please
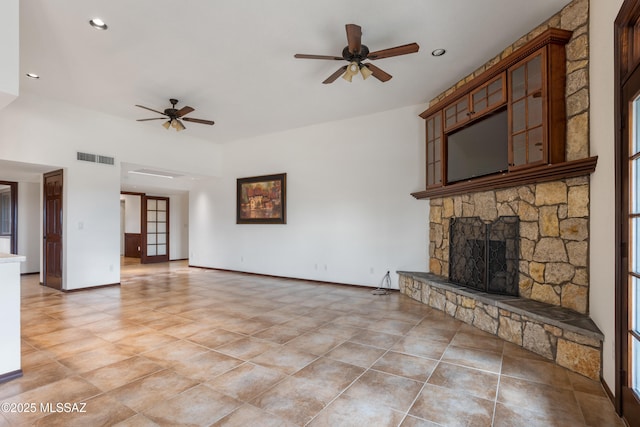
left=342, top=45, right=369, bottom=63
left=165, top=98, right=179, bottom=117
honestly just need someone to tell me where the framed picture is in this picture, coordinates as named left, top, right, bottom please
left=236, top=173, right=286, bottom=224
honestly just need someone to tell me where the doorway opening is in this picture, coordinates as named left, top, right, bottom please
left=121, top=192, right=143, bottom=264
left=0, top=181, right=18, bottom=255
left=120, top=192, right=171, bottom=265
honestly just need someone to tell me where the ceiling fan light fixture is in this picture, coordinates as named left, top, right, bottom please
left=162, top=120, right=171, bottom=129
left=174, top=120, right=186, bottom=132
left=360, top=64, right=373, bottom=80
left=342, top=61, right=359, bottom=82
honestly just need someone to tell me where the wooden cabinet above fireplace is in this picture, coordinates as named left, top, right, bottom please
left=412, top=28, right=598, bottom=200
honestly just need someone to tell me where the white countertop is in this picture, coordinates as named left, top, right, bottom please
left=0, top=254, right=26, bottom=263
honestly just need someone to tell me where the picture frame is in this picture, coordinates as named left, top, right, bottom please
left=236, top=173, right=287, bottom=224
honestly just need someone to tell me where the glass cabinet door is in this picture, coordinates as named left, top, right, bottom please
left=509, top=51, right=545, bottom=168
left=426, top=112, right=443, bottom=187
left=444, top=98, right=470, bottom=131
left=471, top=73, right=506, bottom=118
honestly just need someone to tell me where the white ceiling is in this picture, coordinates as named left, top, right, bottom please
left=18, top=0, right=572, bottom=145
left=0, top=159, right=59, bottom=183
left=120, top=162, right=206, bottom=195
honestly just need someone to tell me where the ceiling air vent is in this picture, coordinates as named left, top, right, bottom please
left=97, top=155, right=115, bottom=165
left=77, top=152, right=96, bottom=163
left=76, top=152, right=115, bottom=166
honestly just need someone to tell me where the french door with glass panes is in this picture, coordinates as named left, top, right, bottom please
left=141, top=196, right=169, bottom=264
left=622, top=55, right=640, bottom=425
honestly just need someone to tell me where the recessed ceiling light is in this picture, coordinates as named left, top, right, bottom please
left=89, top=18, right=108, bottom=30
left=431, top=48, right=446, bottom=57
left=26, top=73, right=40, bottom=79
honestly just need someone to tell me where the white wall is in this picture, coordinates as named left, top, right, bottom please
left=0, top=237, right=9, bottom=253
left=189, top=105, right=428, bottom=288
left=0, top=258, right=22, bottom=377
left=0, top=0, right=18, bottom=110
left=63, top=164, right=121, bottom=289
left=0, top=94, right=222, bottom=289
left=18, top=181, right=40, bottom=274
left=590, top=0, right=623, bottom=394
left=122, top=194, right=141, bottom=233
left=169, top=193, right=188, bottom=260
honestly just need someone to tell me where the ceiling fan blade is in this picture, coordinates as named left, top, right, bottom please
left=136, top=118, right=166, bottom=121
left=182, top=117, right=215, bottom=125
left=367, top=43, right=420, bottom=60
left=135, top=105, right=167, bottom=116
left=294, top=54, right=344, bottom=60
left=345, top=24, right=362, bottom=54
left=322, top=65, right=348, bottom=84
left=175, top=106, right=194, bottom=117
left=364, top=63, right=392, bottom=82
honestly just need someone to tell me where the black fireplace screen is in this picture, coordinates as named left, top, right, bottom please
left=449, top=216, right=519, bottom=296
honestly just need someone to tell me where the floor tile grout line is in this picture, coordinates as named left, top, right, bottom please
left=300, top=312, right=432, bottom=426
left=302, top=345, right=395, bottom=427
left=397, top=320, right=463, bottom=426
left=491, top=341, right=507, bottom=426
left=13, top=263, right=618, bottom=426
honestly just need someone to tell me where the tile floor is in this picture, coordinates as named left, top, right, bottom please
left=0, top=260, right=624, bottom=426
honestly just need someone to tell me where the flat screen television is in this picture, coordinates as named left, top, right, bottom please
left=446, top=109, right=509, bottom=183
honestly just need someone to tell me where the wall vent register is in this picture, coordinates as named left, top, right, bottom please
left=76, top=152, right=115, bottom=165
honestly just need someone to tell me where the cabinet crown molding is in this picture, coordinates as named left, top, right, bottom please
left=419, top=28, right=573, bottom=119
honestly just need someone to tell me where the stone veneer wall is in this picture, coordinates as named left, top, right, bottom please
left=428, top=0, right=590, bottom=314
left=430, top=177, right=590, bottom=313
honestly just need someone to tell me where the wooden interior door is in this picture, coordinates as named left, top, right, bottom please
left=141, top=196, right=169, bottom=264
left=43, top=170, right=63, bottom=289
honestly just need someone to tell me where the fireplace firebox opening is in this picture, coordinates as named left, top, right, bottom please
left=449, top=216, right=519, bottom=296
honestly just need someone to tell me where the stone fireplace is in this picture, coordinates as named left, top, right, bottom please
left=449, top=216, right=519, bottom=296
left=430, top=180, right=589, bottom=313
left=399, top=179, right=603, bottom=379
left=399, top=0, right=605, bottom=380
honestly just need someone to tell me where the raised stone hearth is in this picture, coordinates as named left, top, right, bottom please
left=398, top=271, right=603, bottom=379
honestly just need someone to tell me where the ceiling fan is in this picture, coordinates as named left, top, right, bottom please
left=135, top=98, right=214, bottom=131
left=294, top=24, right=419, bottom=84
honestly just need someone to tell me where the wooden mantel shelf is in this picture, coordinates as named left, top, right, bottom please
left=411, top=156, right=598, bottom=200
